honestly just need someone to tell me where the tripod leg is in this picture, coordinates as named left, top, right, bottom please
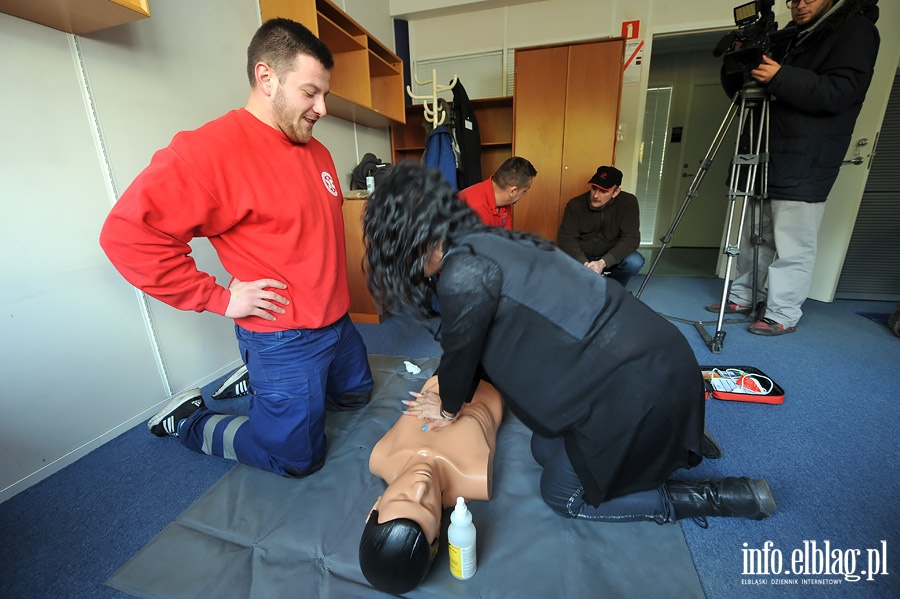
left=641, top=86, right=771, bottom=354
left=705, top=91, right=770, bottom=352
left=749, top=97, right=771, bottom=319
left=717, top=94, right=771, bottom=330
left=711, top=93, right=759, bottom=331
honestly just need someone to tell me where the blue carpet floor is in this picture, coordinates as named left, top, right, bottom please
left=1, top=275, right=898, bottom=598
left=638, top=277, right=899, bottom=599
left=856, top=311, right=890, bottom=327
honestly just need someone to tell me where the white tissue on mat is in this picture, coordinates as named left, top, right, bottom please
left=403, top=360, right=421, bottom=374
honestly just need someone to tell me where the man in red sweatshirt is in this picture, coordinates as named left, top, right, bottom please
left=100, top=18, right=373, bottom=478
left=457, top=156, right=536, bottom=229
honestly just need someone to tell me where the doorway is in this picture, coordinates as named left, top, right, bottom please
left=670, top=83, right=736, bottom=248
left=641, top=29, right=732, bottom=277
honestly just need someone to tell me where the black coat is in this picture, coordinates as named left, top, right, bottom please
left=724, top=0, right=880, bottom=202
left=435, top=232, right=704, bottom=506
left=451, top=80, right=482, bottom=189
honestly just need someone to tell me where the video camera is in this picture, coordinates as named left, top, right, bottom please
left=713, top=0, right=781, bottom=76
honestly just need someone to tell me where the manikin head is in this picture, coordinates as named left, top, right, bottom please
left=373, top=461, right=444, bottom=541
left=358, top=460, right=443, bottom=593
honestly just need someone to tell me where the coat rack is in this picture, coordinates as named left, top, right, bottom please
left=407, top=69, right=458, bottom=127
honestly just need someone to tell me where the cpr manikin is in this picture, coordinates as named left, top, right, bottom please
left=358, top=375, right=503, bottom=593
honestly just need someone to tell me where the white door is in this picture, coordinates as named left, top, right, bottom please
left=808, top=60, right=899, bottom=302
left=670, top=82, right=737, bottom=248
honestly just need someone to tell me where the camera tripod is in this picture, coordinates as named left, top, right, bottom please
left=635, top=82, right=770, bottom=353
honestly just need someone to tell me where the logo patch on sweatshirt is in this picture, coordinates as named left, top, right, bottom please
left=321, top=171, right=338, bottom=197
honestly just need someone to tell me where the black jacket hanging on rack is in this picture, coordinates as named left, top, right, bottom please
left=451, top=80, right=482, bottom=189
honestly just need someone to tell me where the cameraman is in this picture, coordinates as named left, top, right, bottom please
left=709, top=0, right=880, bottom=336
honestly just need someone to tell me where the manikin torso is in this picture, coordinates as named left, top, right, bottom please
left=368, top=376, right=504, bottom=542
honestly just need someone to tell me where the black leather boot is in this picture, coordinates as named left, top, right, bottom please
left=665, top=477, right=776, bottom=521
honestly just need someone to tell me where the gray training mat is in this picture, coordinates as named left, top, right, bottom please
left=107, top=355, right=704, bottom=598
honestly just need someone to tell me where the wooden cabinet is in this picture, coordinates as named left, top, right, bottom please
left=0, top=0, right=150, bottom=35
left=342, top=198, right=382, bottom=323
left=513, top=40, right=624, bottom=242
left=260, top=0, right=405, bottom=128
left=391, top=96, right=513, bottom=180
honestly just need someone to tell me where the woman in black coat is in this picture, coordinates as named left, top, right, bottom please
left=364, top=162, right=775, bottom=524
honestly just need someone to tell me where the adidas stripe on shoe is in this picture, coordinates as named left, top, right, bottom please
left=148, top=389, right=204, bottom=437
left=211, top=365, right=250, bottom=399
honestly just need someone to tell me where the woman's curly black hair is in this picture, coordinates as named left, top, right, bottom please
left=363, top=162, right=490, bottom=319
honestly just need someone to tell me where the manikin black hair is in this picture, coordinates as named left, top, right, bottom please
left=358, top=509, right=437, bottom=594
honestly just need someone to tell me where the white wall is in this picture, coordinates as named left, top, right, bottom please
left=403, top=0, right=900, bottom=301
left=0, top=0, right=395, bottom=502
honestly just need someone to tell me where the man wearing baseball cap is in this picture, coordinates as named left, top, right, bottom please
left=557, top=166, right=644, bottom=288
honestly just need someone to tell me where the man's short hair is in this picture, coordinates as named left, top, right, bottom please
left=493, top=156, right=537, bottom=189
left=246, top=18, right=334, bottom=87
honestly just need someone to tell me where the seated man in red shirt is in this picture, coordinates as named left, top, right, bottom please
left=457, top=156, right=536, bottom=229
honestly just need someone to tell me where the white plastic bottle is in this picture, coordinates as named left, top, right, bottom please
left=448, top=496, right=477, bottom=580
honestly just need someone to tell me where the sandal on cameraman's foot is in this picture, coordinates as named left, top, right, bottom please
left=705, top=301, right=752, bottom=315
left=748, top=317, right=796, bottom=336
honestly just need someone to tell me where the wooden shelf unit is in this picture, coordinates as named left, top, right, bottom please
left=259, top=0, right=405, bottom=128
left=391, top=96, right=513, bottom=177
left=0, top=0, right=150, bottom=35
left=342, top=198, right=382, bottom=324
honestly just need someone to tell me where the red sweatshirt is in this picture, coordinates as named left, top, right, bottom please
left=458, top=177, right=511, bottom=229
left=100, top=109, right=349, bottom=332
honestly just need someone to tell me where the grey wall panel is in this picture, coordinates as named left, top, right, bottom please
left=81, top=1, right=261, bottom=189
left=345, top=0, right=394, bottom=51
left=0, top=15, right=161, bottom=496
